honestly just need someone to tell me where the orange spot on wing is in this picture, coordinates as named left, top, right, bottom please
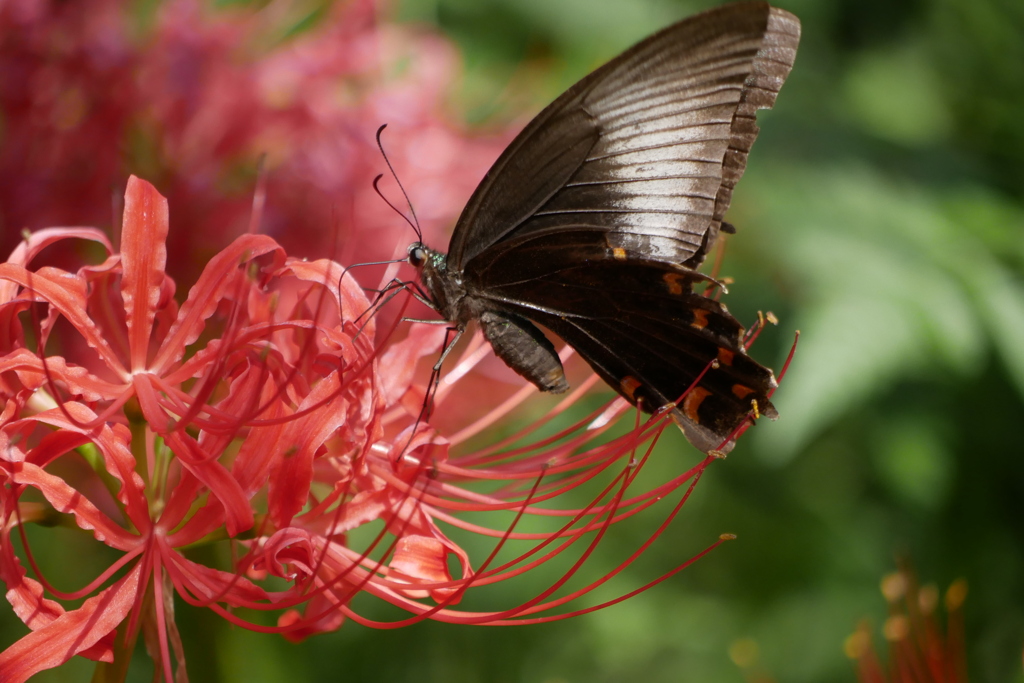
left=691, top=309, right=709, bottom=329
left=612, top=247, right=627, bottom=260
left=731, top=384, right=755, bottom=399
left=717, top=347, right=735, bottom=366
left=663, top=272, right=685, bottom=295
left=619, top=375, right=642, bottom=402
left=683, top=387, right=711, bottom=423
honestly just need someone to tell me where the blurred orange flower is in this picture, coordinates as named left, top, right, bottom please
left=846, top=569, right=969, bottom=683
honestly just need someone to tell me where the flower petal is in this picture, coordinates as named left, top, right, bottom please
left=149, top=232, right=284, bottom=376
left=387, top=534, right=456, bottom=601
left=164, top=547, right=268, bottom=607
left=377, top=323, right=447, bottom=405
left=0, top=264, right=127, bottom=377
left=25, top=404, right=150, bottom=531
left=8, top=461, right=139, bottom=551
left=268, top=371, right=349, bottom=527
left=120, top=176, right=169, bottom=372
left=0, top=348, right=126, bottom=401
left=0, top=227, right=113, bottom=303
left=280, top=258, right=372, bottom=339
left=0, top=562, right=143, bottom=683
left=161, top=428, right=254, bottom=536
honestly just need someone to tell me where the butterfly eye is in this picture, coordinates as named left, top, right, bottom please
left=408, top=244, right=427, bottom=268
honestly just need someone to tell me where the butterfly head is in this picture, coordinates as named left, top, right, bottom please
left=408, top=242, right=462, bottom=320
left=407, top=242, right=428, bottom=269
left=407, top=242, right=449, bottom=274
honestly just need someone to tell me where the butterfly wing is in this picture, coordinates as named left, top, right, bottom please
left=447, top=1, right=801, bottom=272
left=438, top=2, right=799, bottom=452
left=463, top=229, right=776, bottom=453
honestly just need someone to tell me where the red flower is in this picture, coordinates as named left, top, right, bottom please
left=0, top=176, right=382, bottom=679
left=0, top=177, right=751, bottom=681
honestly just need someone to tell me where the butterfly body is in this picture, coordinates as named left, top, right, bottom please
left=409, top=2, right=800, bottom=453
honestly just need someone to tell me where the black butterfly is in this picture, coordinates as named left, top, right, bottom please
left=407, top=1, right=800, bottom=454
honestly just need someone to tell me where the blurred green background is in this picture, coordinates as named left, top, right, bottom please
left=9, top=0, right=1024, bottom=681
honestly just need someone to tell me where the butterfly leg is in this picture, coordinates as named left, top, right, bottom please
left=403, top=318, right=450, bottom=325
left=401, top=285, right=450, bottom=324
left=352, top=278, right=412, bottom=328
left=352, top=278, right=445, bottom=341
left=417, top=325, right=464, bottom=420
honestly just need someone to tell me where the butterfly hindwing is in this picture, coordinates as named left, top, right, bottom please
left=465, top=231, right=775, bottom=452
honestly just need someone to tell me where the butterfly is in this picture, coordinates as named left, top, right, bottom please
left=407, top=1, right=800, bottom=454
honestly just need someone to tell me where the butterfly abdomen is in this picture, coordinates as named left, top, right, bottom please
left=478, top=310, right=569, bottom=393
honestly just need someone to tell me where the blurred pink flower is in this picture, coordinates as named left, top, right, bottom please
left=0, top=178, right=733, bottom=681
left=0, top=0, right=507, bottom=282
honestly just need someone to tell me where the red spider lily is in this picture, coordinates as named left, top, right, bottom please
left=0, top=0, right=507, bottom=282
left=0, top=177, right=781, bottom=681
left=0, top=175, right=384, bottom=680
left=845, top=569, right=969, bottom=683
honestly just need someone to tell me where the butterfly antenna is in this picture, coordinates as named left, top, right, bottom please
left=375, top=124, right=423, bottom=242
left=371, top=174, right=421, bottom=242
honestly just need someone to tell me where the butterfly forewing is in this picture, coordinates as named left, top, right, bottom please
left=449, top=2, right=799, bottom=271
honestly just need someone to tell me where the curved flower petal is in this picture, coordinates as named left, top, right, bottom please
left=164, top=547, right=268, bottom=607
left=387, top=535, right=457, bottom=601
left=0, top=563, right=142, bottom=683
left=268, top=371, right=349, bottom=527
left=25, top=404, right=150, bottom=529
left=160, top=428, right=254, bottom=536
left=149, top=232, right=285, bottom=376
left=377, top=323, right=447, bottom=405
left=280, top=259, right=374, bottom=339
left=0, top=348, right=127, bottom=401
left=0, top=264, right=127, bottom=377
left=0, top=227, right=112, bottom=302
left=8, top=461, right=139, bottom=551
left=276, top=594, right=345, bottom=643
